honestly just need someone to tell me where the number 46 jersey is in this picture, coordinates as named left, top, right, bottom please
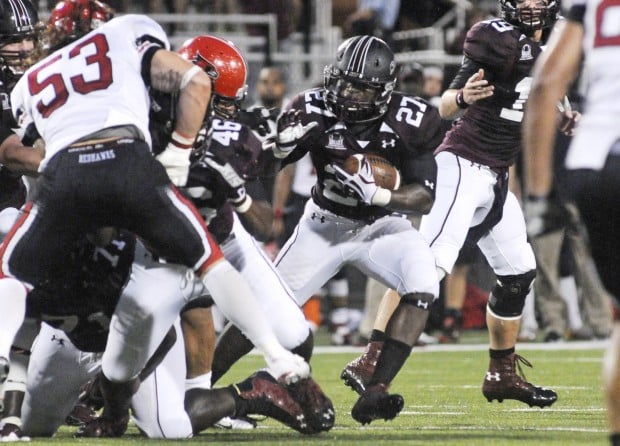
left=11, top=15, right=169, bottom=171
left=282, top=88, right=444, bottom=222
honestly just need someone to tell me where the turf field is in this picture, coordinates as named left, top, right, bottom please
left=34, top=336, right=608, bottom=445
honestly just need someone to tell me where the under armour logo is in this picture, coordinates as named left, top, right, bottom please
left=381, top=139, right=396, bottom=149
left=416, top=300, right=429, bottom=310
left=51, top=335, right=65, bottom=346
left=486, top=372, right=501, bottom=382
left=311, top=212, right=326, bottom=223
left=425, top=179, right=435, bottom=190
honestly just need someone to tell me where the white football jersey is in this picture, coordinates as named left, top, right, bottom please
left=11, top=15, right=170, bottom=171
left=565, top=0, right=620, bottom=169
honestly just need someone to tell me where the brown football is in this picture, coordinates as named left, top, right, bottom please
left=343, top=154, right=401, bottom=190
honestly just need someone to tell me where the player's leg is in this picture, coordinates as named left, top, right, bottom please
left=478, top=192, right=556, bottom=407
left=347, top=219, right=439, bottom=424
left=22, top=324, right=100, bottom=437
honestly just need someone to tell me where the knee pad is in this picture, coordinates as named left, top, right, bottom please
left=488, top=270, right=536, bottom=318
left=401, top=292, right=435, bottom=311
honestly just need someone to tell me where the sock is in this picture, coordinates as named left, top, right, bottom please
left=489, top=347, right=515, bottom=359
left=369, top=329, right=386, bottom=343
left=368, top=338, right=411, bottom=386
left=185, top=371, right=212, bottom=391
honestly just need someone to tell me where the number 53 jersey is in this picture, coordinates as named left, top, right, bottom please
left=281, top=88, right=444, bottom=222
left=10, top=15, right=170, bottom=171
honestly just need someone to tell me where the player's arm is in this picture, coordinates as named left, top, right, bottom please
left=150, top=50, right=212, bottom=186
left=235, top=179, right=274, bottom=242
left=0, top=133, right=43, bottom=176
left=439, top=64, right=494, bottom=120
left=387, top=150, right=437, bottom=214
left=271, top=163, right=295, bottom=238
left=523, top=18, right=583, bottom=199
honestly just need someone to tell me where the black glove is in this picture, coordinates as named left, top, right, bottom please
left=237, top=107, right=273, bottom=138
left=524, top=195, right=567, bottom=238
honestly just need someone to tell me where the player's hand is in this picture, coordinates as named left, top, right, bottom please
left=558, top=110, right=580, bottom=136
left=524, top=195, right=566, bottom=238
left=265, top=350, right=311, bottom=385
left=274, top=110, right=318, bottom=158
left=238, top=107, right=273, bottom=138
left=156, top=143, right=191, bottom=187
left=201, top=152, right=247, bottom=205
left=332, top=155, right=384, bottom=206
left=461, top=68, right=494, bottom=105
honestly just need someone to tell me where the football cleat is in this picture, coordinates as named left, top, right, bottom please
left=482, top=353, right=558, bottom=408
left=233, top=371, right=315, bottom=434
left=0, top=422, right=30, bottom=442
left=75, top=415, right=130, bottom=438
left=65, top=403, right=98, bottom=427
left=351, top=383, right=404, bottom=425
left=341, top=340, right=383, bottom=395
left=287, top=377, right=335, bottom=432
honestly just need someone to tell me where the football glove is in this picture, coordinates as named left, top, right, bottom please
left=274, top=110, right=318, bottom=158
left=155, top=143, right=192, bottom=187
left=332, top=155, right=391, bottom=206
left=201, top=152, right=247, bottom=206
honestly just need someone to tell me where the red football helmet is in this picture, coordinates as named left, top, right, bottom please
left=46, top=0, right=113, bottom=50
left=177, top=35, right=248, bottom=118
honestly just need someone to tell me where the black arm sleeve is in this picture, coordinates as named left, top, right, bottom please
left=448, top=56, right=484, bottom=90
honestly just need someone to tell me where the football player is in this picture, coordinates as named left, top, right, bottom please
left=272, top=34, right=444, bottom=424
left=523, top=1, right=620, bottom=442
left=347, top=0, right=572, bottom=409
left=0, top=9, right=310, bottom=438
left=148, top=34, right=329, bottom=430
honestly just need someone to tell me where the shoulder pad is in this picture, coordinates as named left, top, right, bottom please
left=464, top=19, right=519, bottom=67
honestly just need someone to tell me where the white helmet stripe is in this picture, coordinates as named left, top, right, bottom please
left=346, top=35, right=374, bottom=77
left=7, top=0, right=34, bottom=32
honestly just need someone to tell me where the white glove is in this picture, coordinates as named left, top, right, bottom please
left=332, top=155, right=390, bottom=206
left=265, top=351, right=310, bottom=385
left=155, top=143, right=191, bottom=187
left=524, top=195, right=549, bottom=238
left=257, top=339, right=310, bottom=384
left=274, top=109, right=318, bottom=158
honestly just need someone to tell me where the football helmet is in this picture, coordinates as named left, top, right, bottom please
left=499, top=0, right=560, bottom=33
left=45, top=0, right=114, bottom=51
left=177, top=35, right=248, bottom=119
left=0, top=0, right=39, bottom=86
left=323, top=35, right=396, bottom=123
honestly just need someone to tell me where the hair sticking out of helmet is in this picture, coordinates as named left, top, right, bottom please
left=499, top=0, right=560, bottom=34
left=0, top=0, right=40, bottom=86
left=323, top=35, right=396, bottom=123
left=177, top=35, right=248, bottom=119
left=45, top=0, right=114, bottom=51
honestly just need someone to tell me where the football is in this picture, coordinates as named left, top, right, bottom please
left=343, top=154, right=401, bottom=190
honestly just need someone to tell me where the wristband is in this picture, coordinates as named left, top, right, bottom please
left=455, top=89, right=469, bottom=109
left=273, top=207, right=284, bottom=219
left=170, top=130, right=195, bottom=149
left=233, top=195, right=253, bottom=213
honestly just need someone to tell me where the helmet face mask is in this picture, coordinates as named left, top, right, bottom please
left=177, top=35, right=248, bottom=120
left=0, top=0, right=39, bottom=86
left=323, top=35, right=396, bottom=123
left=499, top=0, right=560, bottom=33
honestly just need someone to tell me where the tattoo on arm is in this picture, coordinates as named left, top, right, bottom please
left=151, top=69, right=183, bottom=93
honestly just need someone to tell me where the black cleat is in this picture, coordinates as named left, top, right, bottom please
left=75, top=415, right=130, bottom=438
left=341, top=340, right=383, bottom=395
left=351, top=383, right=404, bottom=425
left=482, top=353, right=558, bottom=408
left=288, top=377, right=335, bottom=432
left=65, top=403, right=98, bottom=426
left=234, top=371, right=315, bottom=434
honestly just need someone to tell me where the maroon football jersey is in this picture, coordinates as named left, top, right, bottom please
left=282, top=88, right=443, bottom=222
left=438, top=18, right=543, bottom=168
